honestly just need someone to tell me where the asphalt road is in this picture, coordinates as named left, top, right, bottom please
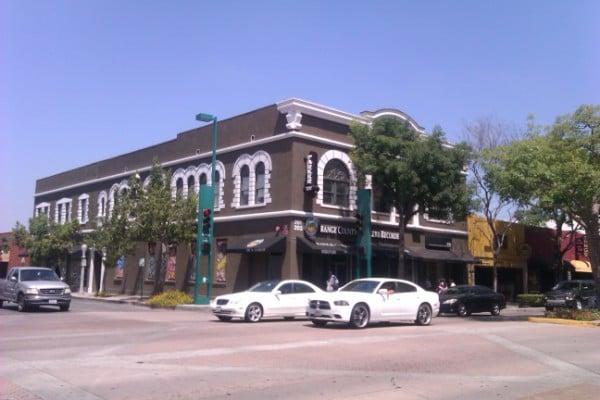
left=1, top=299, right=599, bottom=400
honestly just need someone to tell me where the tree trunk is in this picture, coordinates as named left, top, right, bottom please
left=492, top=255, right=498, bottom=293
left=585, top=215, right=600, bottom=307
left=181, top=253, right=194, bottom=293
left=153, top=242, right=166, bottom=295
left=397, top=213, right=406, bottom=279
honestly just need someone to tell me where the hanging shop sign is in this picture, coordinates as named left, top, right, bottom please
left=304, top=218, right=320, bottom=238
left=304, top=151, right=319, bottom=193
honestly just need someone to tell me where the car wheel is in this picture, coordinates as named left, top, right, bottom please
left=17, top=294, right=28, bottom=312
left=311, top=319, right=327, bottom=327
left=416, top=303, right=432, bottom=326
left=217, top=316, right=232, bottom=322
left=349, top=303, right=370, bottom=329
left=575, top=299, right=583, bottom=310
left=244, top=303, right=263, bottom=322
left=490, top=303, right=501, bottom=316
left=457, top=303, right=470, bottom=317
left=60, top=303, right=70, bottom=312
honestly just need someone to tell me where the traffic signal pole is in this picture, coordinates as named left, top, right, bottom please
left=355, top=189, right=372, bottom=278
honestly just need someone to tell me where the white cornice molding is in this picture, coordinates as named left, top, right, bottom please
left=35, top=131, right=353, bottom=196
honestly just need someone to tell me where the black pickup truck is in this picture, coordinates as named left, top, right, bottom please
left=543, top=280, right=596, bottom=311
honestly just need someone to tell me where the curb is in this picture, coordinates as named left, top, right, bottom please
left=528, top=316, right=600, bottom=328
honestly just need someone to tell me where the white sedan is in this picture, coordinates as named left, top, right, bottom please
left=306, top=278, right=440, bottom=329
left=211, top=279, right=323, bottom=322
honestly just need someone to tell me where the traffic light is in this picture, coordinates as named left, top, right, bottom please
left=202, top=208, right=211, bottom=236
left=355, top=211, right=363, bottom=232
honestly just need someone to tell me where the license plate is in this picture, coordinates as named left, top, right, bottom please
left=49, top=299, right=57, bottom=304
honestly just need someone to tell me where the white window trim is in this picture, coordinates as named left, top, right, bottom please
left=97, top=190, right=108, bottom=219
left=317, top=150, right=357, bottom=211
left=108, top=180, right=129, bottom=217
left=55, top=197, right=72, bottom=224
left=35, top=202, right=51, bottom=219
left=231, top=152, right=272, bottom=209
left=171, top=162, right=226, bottom=211
left=170, top=168, right=186, bottom=198
left=77, top=194, right=90, bottom=224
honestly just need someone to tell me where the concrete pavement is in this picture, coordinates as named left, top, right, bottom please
left=0, top=300, right=598, bottom=400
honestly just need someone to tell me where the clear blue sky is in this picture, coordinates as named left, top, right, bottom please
left=1, top=0, right=599, bottom=231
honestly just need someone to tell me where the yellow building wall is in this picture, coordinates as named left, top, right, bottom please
left=467, top=215, right=529, bottom=268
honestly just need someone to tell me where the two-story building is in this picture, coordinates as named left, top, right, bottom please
left=33, top=99, right=474, bottom=295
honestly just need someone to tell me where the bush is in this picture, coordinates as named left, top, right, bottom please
left=546, top=308, right=600, bottom=321
left=146, top=290, right=193, bottom=308
left=517, top=294, right=545, bottom=307
left=95, top=291, right=112, bottom=298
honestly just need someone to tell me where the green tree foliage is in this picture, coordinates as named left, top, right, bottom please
left=350, top=117, right=471, bottom=276
left=491, top=105, right=600, bottom=297
left=12, top=215, right=81, bottom=267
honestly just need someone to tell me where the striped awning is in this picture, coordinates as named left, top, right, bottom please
left=570, top=260, right=592, bottom=273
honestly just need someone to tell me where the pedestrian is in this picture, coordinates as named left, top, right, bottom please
left=326, top=271, right=339, bottom=292
left=436, top=279, right=448, bottom=295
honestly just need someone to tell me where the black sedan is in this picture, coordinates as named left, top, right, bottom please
left=439, top=285, right=506, bottom=317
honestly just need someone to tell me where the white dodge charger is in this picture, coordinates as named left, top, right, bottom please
left=211, top=279, right=323, bottom=322
left=306, top=278, right=440, bottom=328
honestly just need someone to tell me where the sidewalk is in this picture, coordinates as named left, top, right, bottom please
left=71, top=292, right=212, bottom=312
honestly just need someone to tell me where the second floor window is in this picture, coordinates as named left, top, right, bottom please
left=323, top=159, right=349, bottom=208
left=255, top=162, right=265, bottom=204
left=240, top=165, right=250, bottom=206
left=214, top=170, right=221, bottom=207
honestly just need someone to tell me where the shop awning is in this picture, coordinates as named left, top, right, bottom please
left=405, top=246, right=476, bottom=264
left=227, top=236, right=286, bottom=254
left=298, top=237, right=351, bottom=255
left=570, top=260, right=592, bottom=273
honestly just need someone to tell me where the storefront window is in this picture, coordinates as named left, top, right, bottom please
left=323, top=159, right=349, bottom=207
left=240, top=165, right=250, bottom=206
left=255, top=162, right=265, bottom=204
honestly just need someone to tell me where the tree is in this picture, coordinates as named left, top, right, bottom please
left=129, top=162, right=197, bottom=294
left=350, top=117, right=471, bottom=278
left=12, top=215, right=81, bottom=269
left=464, top=117, right=523, bottom=292
left=491, top=105, right=600, bottom=300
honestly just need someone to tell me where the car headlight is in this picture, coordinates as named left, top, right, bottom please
left=229, top=298, right=241, bottom=305
left=565, top=296, right=573, bottom=301
left=24, top=288, right=39, bottom=295
left=333, top=300, right=349, bottom=306
left=443, top=299, right=458, bottom=305
left=64, top=288, right=71, bottom=294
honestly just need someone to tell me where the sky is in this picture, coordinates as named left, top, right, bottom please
left=1, top=0, right=599, bottom=231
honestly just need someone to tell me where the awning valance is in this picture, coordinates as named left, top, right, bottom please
left=570, top=260, right=592, bottom=273
left=227, top=236, right=286, bottom=254
left=405, top=246, right=476, bottom=264
left=298, top=237, right=351, bottom=255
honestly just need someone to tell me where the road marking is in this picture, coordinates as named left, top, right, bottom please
left=483, top=334, right=598, bottom=378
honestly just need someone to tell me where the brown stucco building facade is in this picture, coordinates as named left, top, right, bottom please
left=33, top=98, right=473, bottom=295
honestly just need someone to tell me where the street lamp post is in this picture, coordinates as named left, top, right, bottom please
left=193, top=113, right=217, bottom=304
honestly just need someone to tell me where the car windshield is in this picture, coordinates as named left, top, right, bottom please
left=552, top=281, right=580, bottom=290
left=340, top=280, right=379, bottom=293
left=20, top=269, right=60, bottom=281
left=248, top=280, right=280, bottom=292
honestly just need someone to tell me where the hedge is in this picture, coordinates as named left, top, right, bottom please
left=546, top=308, right=600, bottom=321
left=516, top=294, right=545, bottom=308
left=146, top=290, right=193, bottom=308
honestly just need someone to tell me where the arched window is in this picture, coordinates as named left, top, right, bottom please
left=323, top=159, right=350, bottom=207
left=255, top=162, right=265, bottom=204
left=199, top=173, right=207, bottom=186
left=240, top=165, right=250, bottom=206
left=100, top=197, right=106, bottom=217
left=213, top=170, right=221, bottom=206
left=187, top=175, right=196, bottom=195
left=175, top=178, right=184, bottom=197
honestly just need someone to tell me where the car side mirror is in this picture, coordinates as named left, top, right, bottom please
left=273, top=290, right=282, bottom=296
left=9, top=276, right=17, bottom=282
